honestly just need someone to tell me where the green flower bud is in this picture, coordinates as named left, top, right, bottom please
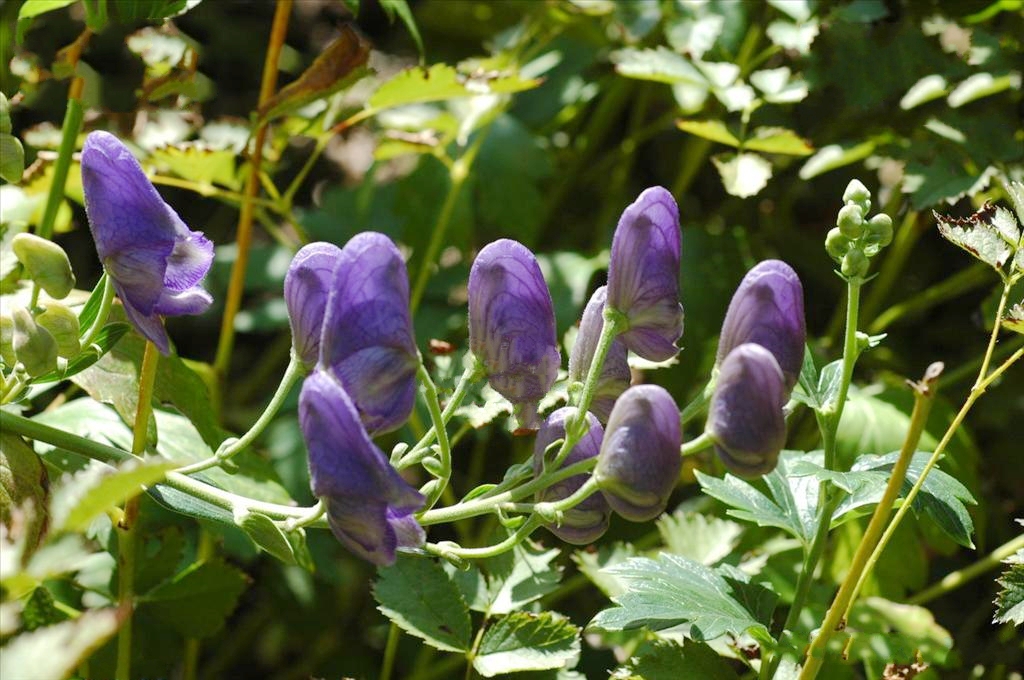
left=12, top=308, right=57, bottom=377
left=825, top=227, right=851, bottom=261
left=865, top=213, right=893, bottom=249
left=36, top=304, right=81, bottom=358
left=0, top=92, right=11, bottom=134
left=837, top=204, right=864, bottom=238
left=0, top=133, right=25, bottom=184
left=842, top=179, right=871, bottom=213
left=0, top=315, right=16, bottom=367
left=841, top=248, right=869, bottom=278
left=11, top=233, right=76, bottom=300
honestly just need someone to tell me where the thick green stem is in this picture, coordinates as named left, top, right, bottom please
left=800, top=363, right=942, bottom=680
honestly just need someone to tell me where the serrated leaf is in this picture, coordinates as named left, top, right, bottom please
left=473, top=611, right=581, bottom=677
left=455, top=384, right=513, bottom=428
left=676, top=119, right=740, bottom=147
left=798, top=141, right=876, bottom=179
left=612, top=638, right=738, bottom=680
left=0, top=608, right=121, bottom=680
left=369, top=63, right=541, bottom=110
left=935, top=203, right=1014, bottom=271
left=21, top=586, right=69, bottom=631
left=588, top=553, right=777, bottom=644
left=610, top=47, right=707, bottom=85
left=1002, top=303, right=1024, bottom=334
left=139, top=559, right=248, bottom=638
left=483, top=538, right=562, bottom=615
left=149, top=143, right=240, bottom=190
left=994, top=544, right=1024, bottom=625
left=572, top=542, right=637, bottom=598
left=56, top=459, right=174, bottom=532
left=743, top=127, right=813, bottom=156
left=374, top=554, right=472, bottom=652
left=238, top=512, right=298, bottom=566
left=712, top=152, right=772, bottom=198
left=656, top=511, right=742, bottom=565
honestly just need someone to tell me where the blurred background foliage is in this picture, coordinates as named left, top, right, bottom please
left=1, top=0, right=1022, bottom=677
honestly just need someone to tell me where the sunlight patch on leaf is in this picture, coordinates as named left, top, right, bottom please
left=657, top=511, right=743, bottom=565
left=474, top=611, right=580, bottom=677
left=712, top=152, right=772, bottom=198
left=610, top=47, right=707, bottom=85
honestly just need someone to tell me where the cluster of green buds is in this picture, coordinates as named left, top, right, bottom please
left=1, top=234, right=79, bottom=378
left=825, top=179, right=893, bottom=278
left=0, top=93, right=25, bottom=184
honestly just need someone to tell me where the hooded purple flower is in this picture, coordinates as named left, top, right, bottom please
left=468, top=239, right=560, bottom=429
left=594, top=384, right=682, bottom=522
left=708, top=343, right=786, bottom=477
left=716, top=260, right=805, bottom=391
left=299, top=370, right=425, bottom=566
left=567, top=286, right=631, bottom=423
left=81, top=131, right=213, bottom=355
left=285, top=242, right=343, bottom=369
left=319, top=232, right=418, bottom=435
left=606, top=187, right=684, bottom=362
left=532, top=407, right=610, bottom=544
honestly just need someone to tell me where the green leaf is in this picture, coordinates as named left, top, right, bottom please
left=845, top=597, right=953, bottom=670
left=611, top=638, right=739, bottom=680
left=0, top=134, right=26, bottom=184
left=935, top=202, right=1016, bottom=271
left=0, top=609, right=121, bottom=680
left=149, top=144, right=240, bottom=190
left=947, top=72, right=1022, bottom=108
left=0, top=432, right=49, bottom=547
left=369, top=63, right=541, bottom=111
left=374, top=554, right=472, bottom=652
left=16, top=0, right=78, bottom=43
left=712, top=152, right=772, bottom=198
left=610, top=47, right=707, bottom=85
left=900, top=74, right=949, bottom=109
left=798, top=141, right=876, bottom=179
left=993, top=533, right=1024, bottom=625
left=31, top=322, right=130, bottom=386
left=237, top=511, right=298, bottom=566
left=139, top=559, right=248, bottom=638
left=483, top=537, right=562, bottom=615
left=765, top=19, right=819, bottom=54
left=473, top=611, right=581, bottom=677
left=676, top=119, right=740, bottom=147
left=21, top=586, right=69, bottom=631
left=572, top=542, right=638, bottom=598
left=588, top=553, right=777, bottom=644
left=55, top=459, right=174, bottom=532
left=656, top=511, right=743, bottom=565
left=1002, top=303, right=1024, bottom=334
left=743, top=127, right=813, bottom=156
left=380, top=0, right=424, bottom=61
left=455, top=383, right=513, bottom=428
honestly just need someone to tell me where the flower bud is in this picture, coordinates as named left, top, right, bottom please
left=567, top=286, right=631, bottom=423
left=1, top=315, right=16, bottom=367
left=284, top=242, right=343, bottom=369
left=708, top=343, right=786, bottom=477
left=594, top=384, right=682, bottom=522
left=319, top=232, right=419, bottom=435
left=468, top=239, right=560, bottom=429
left=843, top=179, right=871, bottom=213
left=35, top=303, right=81, bottom=358
left=865, top=213, right=893, bottom=250
left=533, top=407, right=610, bottom=544
left=299, top=370, right=425, bottom=566
left=12, top=308, right=57, bottom=377
left=825, top=227, right=851, bottom=261
left=12, top=233, right=76, bottom=300
left=841, top=248, right=869, bottom=278
left=836, top=204, right=864, bottom=239
left=716, top=260, right=805, bottom=391
left=606, top=187, right=684, bottom=362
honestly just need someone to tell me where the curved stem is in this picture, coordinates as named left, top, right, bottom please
left=418, top=362, right=453, bottom=510
left=174, top=356, right=303, bottom=475
left=427, top=516, right=542, bottom=561
left=568, top=307, right=625, bottom=444
left=78, top=275, right=115, bottom=348
left=908, top=532, right=1024, bottom=606
left=396, top=362, right=482, bottom=469
left=681, top=431, right=714, bottom=457
left=214, top=0, right=293, bottom=377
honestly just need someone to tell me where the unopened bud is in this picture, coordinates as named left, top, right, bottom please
left=0, top=315, right=15, bottom=367
left=842, top=179, right=871, bottom=213
left=841, top=248, right=869, bottom=278
left=12, top=308, right=58, bottom=377
left=12, top=233, right=76, bottom=300
left=825, top=227, right=851, bottom=261
left=837, top=204, right=864, bottom=239
left=0, top=93, right=11, bottom=134
left=36, top=304, right=81, bottom=358
left=865, top=213, right=893, bottom=250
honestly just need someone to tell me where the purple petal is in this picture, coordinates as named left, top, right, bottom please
left=606, top=187, right=684, bottom=362
left=468, top=239, right=560, bottom=427
left=595, top=384, right=682, bottom=522
left=708, top=343, right=787, bottom=477
left=285, top=242, right=343, bottom=368
left=716, top=260, right=805, bottom=391
left=300, top=370, right=425, bottom=566
left=567, top=286, right=631, bottom=423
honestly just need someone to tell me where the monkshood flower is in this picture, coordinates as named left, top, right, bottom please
left=567, top=286, right=630, bottom=423
left=319, top=232, right=418, bottom=435
left=594, top=384, right=682, bottom=522
left=81, top=131, right=213, bottom=355
left=606, top=186, right=684, bottom=362
left=532, top=407, right=610, bottom=545
left=708, top=343, right=787, bottom=477
left=300, top=369, right=425, bottom=566
left=284, top=242, right=343, bottom=369
left=716, top=259, right=805, bottom=391
left=468, top=239, right=560, bottom=429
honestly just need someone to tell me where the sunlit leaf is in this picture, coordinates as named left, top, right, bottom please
left=935, top=202, right=1015, bottom=271
left=369, top=63, right=541, bottom=110
left=609, top=47, right=706, bottom=85
left=676, top=120, right=740, bottom=147
left=0, top=609, right=121, bottom=680
left=473, top=611, right=580, bottom=677
left=16, top=0, right=77, bottom=43
left=900, top=74, right=949, bottom=109
left=766, top=20, right=819, bottom=54
left=374, top=554, right=472, bottom=652
left=947, top=71, right=1022, bottom=108
left=799, top=141, right=876, bottom=179
left=1002, top=303, right=1024, bottom=334
left=712, top=152, right=772, bottom=198
left=54, top=459, right=174, bottom=532
left=656, top=511, right=743, bottom=565
left=743, top=127, right=813, bottom=156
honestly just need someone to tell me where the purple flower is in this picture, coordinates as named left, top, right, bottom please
left=716, top=260, right=805, bottom=391
left=299, top=370, right=425, bottom=566
left=708, top=343, right=787, bottom=477
left=81, top=131, right=213, bottom=355
left=567, top=286, right=631, bottom=423
left=606, top=187, right=684, bottom=362
left=532, top=407, right=610, bottom=545
left=468, top=239, right=560, bottom=429
left=594, top=384, right=682, bottom=521
left=319, top=232, right=418, bottom=435
left=285, top=242, right=343, bottom=369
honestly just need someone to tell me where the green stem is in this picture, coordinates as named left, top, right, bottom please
left=568, top=307, right=625, bottom=443
left=800, top=363, right=942, bottom=680
left=681, top=432, right=714, bottom=457
left=397, top=363, right=481, bottom=469
left=379, top=622, right=401, bottom=680
left=908, top=533, right=1024, bottom=606
left=418, top=362, right=453, bottom=510
left=975, top=281, right=1012, bottom=386
left=78, top=275, right=115, bottom=348
left=427, top=516, right=542, bottom=561
left=174, top=356, right=303, bottom=475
